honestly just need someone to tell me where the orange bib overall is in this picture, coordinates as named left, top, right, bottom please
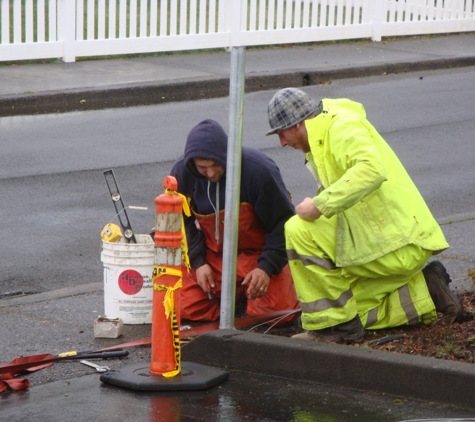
left=180, top=203, right=299, bottom=322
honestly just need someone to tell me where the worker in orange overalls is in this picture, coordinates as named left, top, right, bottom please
left=170, top=119, right=300, bottom=323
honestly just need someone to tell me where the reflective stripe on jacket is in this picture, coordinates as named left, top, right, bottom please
left=305, top=98, right=449, bottom=267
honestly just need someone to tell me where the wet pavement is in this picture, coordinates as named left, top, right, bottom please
left=1, top=283, right=475, bottom=419
left=2, top=370, right=474, bottom=422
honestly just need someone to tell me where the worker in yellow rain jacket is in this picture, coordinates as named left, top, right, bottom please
left=265, top=87, right=463, bottom=342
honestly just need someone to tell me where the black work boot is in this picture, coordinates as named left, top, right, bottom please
left=291, top=315, right=364, bottom=343
left=422, top=260, right=463, bottom=325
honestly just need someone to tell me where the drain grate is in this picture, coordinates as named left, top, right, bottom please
left=0, top=291, right=38, bottom=300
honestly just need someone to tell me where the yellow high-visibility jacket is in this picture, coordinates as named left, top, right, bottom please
left=305, top=98, right=449, bottom=267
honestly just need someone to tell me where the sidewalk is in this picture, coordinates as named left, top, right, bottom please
left=1, top=33, right=475, bottom=116
left=1, top=33, right=475, bottom=418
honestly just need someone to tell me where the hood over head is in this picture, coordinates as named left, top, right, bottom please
left=184, top=119, right=228, bottom=178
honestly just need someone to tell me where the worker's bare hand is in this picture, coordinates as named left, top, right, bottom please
left=195, top=264, right=215, bottom=294
left=296, top=197, right=322, bottom=221
left=242, top=268, right=270, bottom=299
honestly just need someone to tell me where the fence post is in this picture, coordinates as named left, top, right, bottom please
left=371, top=0, right=384, bottom=42
left=228, top=0, right=244, bottom=48
left=58, top=0, right=76, bottom=62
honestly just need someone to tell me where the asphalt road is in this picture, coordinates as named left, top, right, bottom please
left=2, top=64, right=475, bottom=422
left=1, top=65, right=475, bottom=295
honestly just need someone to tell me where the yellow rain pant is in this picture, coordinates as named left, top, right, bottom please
left=285, top=215, right=437, bottom=331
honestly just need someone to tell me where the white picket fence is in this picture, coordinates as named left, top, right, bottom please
left=0, top=0, right=474, bottom=63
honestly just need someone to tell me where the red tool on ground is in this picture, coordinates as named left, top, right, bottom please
left=0, top=349, right=128, bottom=377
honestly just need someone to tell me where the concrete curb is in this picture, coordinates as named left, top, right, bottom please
left=1, top=56, right=475, bottom=117
left=182, top=329, right=475, bottom=410
left=0, top=281, right=102, bottom=308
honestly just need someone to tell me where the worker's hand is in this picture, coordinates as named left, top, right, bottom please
left=296, top=197, right=322, bottom=221
left=195, top=264, right=215, bottom=294
left=242, top=268, right=271, bottom=299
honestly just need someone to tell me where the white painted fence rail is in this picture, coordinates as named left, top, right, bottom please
left=0, top=0, right=474, bottom=63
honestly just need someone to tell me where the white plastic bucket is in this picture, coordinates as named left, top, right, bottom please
left=101, top=234, right=155, bottom=324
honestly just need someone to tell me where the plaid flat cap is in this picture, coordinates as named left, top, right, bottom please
left=266, top=88, right=319, bottom=136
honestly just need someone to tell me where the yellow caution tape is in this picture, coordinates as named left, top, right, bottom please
left=153, top=266, right=183, bottom=378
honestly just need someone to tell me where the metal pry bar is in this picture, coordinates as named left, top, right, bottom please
left=103, top=169, right=136, bottom=243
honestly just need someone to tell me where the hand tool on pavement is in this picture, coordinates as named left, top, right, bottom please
left=56, top=347, right=125, bottom=358
left=0, top=350, right=129, bottom=376
left=103, top=169, right=137, bottom=243
left=80, top=360, right=110, bottom=372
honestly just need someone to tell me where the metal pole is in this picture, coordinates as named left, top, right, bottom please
left=219, top=46, right=246, bottom=330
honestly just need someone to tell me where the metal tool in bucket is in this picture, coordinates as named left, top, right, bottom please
left=103, top=169, right=136, bottom=243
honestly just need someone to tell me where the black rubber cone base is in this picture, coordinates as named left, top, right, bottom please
left=100, top=361, right=229, bottom=391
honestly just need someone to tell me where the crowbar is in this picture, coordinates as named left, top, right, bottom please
left=0, top=350, right=129, bottom=376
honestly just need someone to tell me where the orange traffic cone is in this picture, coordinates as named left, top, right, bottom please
left=100, top=176, right=229, bottom=391
left=150, top=176, right=184, bottom=377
